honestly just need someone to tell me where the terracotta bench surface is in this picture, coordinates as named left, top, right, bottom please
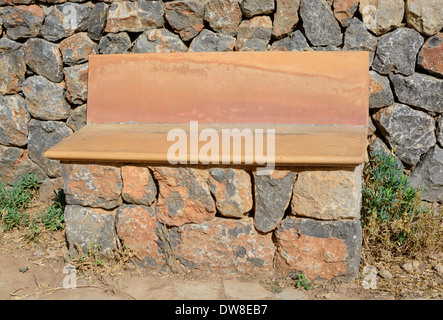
left=45, top=51, right=369, bottom=166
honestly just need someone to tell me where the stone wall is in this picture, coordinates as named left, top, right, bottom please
left=61, top=163, right=363, bottom=280
left=0, top=0, right=442, bottom=279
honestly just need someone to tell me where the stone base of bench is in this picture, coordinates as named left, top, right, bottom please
left=61, top=163, right=363, bottom=281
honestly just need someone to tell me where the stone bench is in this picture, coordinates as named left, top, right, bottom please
left=45, top=51, right=368, bottom=281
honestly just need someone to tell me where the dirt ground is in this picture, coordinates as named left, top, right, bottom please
left=1, top=227, right=442, bottom=301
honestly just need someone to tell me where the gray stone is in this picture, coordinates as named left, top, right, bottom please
left=300, top=0, right=342, bottom=47
left=99, top=32, right=131, bottom=54
left=1, top=5, right=44, bottom=40
left=0, top=38, right=26, bottom=94
left=132, top=29, right=187, bottom=53
left=253, top=170, right=297, bottom=233
left=88, top=2, right=109, bottom=41
left=291, top=166, right=363, bottom=220
left=333, top=0, right=358, bottom=28
left=389, top=73, right=443, bottom=115
left=270, top=30, right=311, bottom=51
left=165, top=1, right=204, bottom=41
left=437, top=116, right=443, bottom=146
left=38, top=177, right=63, bottom=203
left=28, top=119, right=72, bottom=178
left=369, top=71, right=394, bottom=109
left=6, top=152, right=48, bottom=186
left=235, top=16, right=272, bottom=51
left=405, top=0, right=443, bottom=36
left=0, top=94, right=30, bottom=147
left=208, top=168, right=253, bottom=218
left=409, top=146, right=443, bottom=202
left=189, top=29, right=235, bottom=52
left=105, top=0, right=164, bottom=33
left=24, top=38, right=63, bottom=83
left=22, top=75, right=70, bottom=120
left=204, top=0, right=242, bottom=35
left=373, top=103, right=436, bottom=166
left=64, top=205, right=117, bottom=256
left=274, top=217, right=362, bottom=281
left=64, top=63, right=88, bottom=105
left=368, top=137, right=404, bottom=170
left=41, top=3, right=93, bottom=42
left=241, top=0, right=275, bottom=18
left=67, top=104, right=87, bottom=132
left=343, top=17, right=377, bottom=63
left=372, top=28, right=424, bottom=76
left=273, top=0, right=300, bottom=40
left=0, top=145, right=23, bottom=183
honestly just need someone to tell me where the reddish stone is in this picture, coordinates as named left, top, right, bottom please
left=165, top=1, right=205, bottom=41
left=418, top=33, right=443, bottom=77
left=333, top=0, right=359, bottom=27
left=59, top=32, right=96, bottom=66
left=0, top=94, right=30, bottom=147
left=62, top=163, right=122, bottom=209
left=273, top=0, right=300, bottom=39
left=1, top=5, right=44, bottom=40
left=116, top=205, right=163, bottom=268
left=208, top=168, right=252, bottom=218
left=0, top=39, right=26, bottom=94
left=204, top=0, right=242, bottom=35
left=151, top=166, right=216, bottom=227
left=235, top=16, right=272, bottom=51
left=121, top=165, right=157, bottom=206
left=174, top=217, right=275, bottom=273
left=64, top=63, right=88, bottom=105
left=274, top=217, right=362, bottom=280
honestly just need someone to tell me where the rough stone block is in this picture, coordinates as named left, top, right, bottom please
left=65, top=205, right=117, bottom=255
left=418, top=33, right=443, bottom=77
left=0, top=94, right=30, bottom=147
left=28, top=120, right=72, bottom=178
left=253, top=170, right=297, bottom=233
left=172, top=217, right=275, bottom=273
left=208, top=168, right=252, bottom=218
left=291, top=166, right=362, bottom=220
left=274, top=217, right=362, bottom=280
left=150, top=167, right=216, bottom=227
left=62, top=163, right=122, bottom=209
left=0, top=38, right=26, bottom=94
left=121, top=165, right=157, bottom=206
left=373, top=103, right=436, bottom=166
left=116, top=205, right=163, bottom=268
left=409, top=146, right=443, bottom=202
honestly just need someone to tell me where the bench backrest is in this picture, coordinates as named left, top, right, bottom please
left=86, top=52, right=369, bottom=127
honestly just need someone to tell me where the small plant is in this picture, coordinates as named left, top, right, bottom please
left=19, top=266, right=29, bottom=273
left=361, top=149, right=442, bottom=261
left=292, top=273, right=312, bottom=290
left=267, top=281, right=283, bottom=293
left=0, top=174, right=40, bottom=230
left=39, top=189, right=66, bottom=231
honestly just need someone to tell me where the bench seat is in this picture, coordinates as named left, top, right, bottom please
left=44, top=123, right=366, bottom=166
